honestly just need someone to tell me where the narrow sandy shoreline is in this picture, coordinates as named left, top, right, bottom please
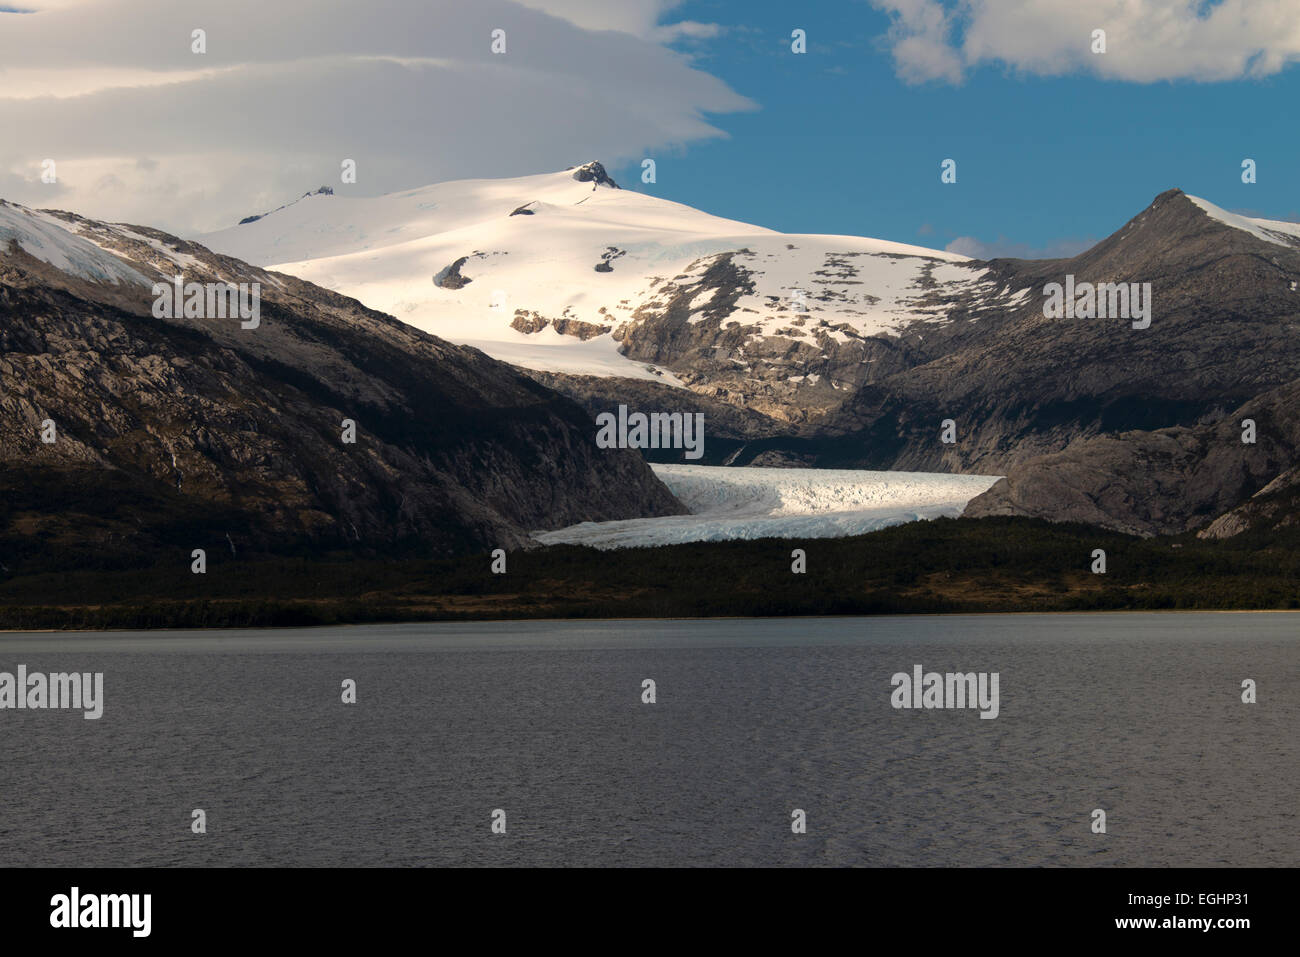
left=4, top=606, right=1300, bottom=635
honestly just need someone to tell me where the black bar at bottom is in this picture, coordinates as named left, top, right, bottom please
left=0, top=866, right=1282, bottom=944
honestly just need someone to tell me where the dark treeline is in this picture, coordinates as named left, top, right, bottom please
left=2, top=516, right=1298, bottom=630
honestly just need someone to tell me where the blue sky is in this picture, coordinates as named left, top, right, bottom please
left=606, top=1, right=1300, bottom=257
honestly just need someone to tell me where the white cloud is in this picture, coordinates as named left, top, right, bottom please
left=872, top=0, right=963, bottom=84
left=0, top=0, right=752, bottom=234
left=656, top=21, right=724, bottom=43
left=871, top=0, right=1300, bottom=84
left=511, top=0, right=683, bottom=38
left=509, top=0, right=719, bottom=42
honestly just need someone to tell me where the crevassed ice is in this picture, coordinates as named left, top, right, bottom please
left=533, top=464, right=1002, bottom=549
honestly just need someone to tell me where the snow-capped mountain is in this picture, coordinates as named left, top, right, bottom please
left=815, top=187, right=1300, bottom=474
left=0, top=195, right=682, bottom=568
left=196, top=162, right=1030, bottom=424
left=15, top=171, right=1300, bottom=542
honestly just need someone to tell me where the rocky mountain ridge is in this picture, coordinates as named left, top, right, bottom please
left=197, top=173, right=1300, bottom=539
left=0, top=198, right=683, bottom=575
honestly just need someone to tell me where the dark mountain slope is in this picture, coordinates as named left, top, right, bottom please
left=963, top=374, right=1300, bottom=537
left=0, top=201, right=682, bottom=575
left=813, top=189, right=1300, bottom=473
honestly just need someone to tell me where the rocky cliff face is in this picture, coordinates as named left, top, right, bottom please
left=0, top=200, right=683, bottom=574
left=786, top=190, right=1300, bottom=474
left=963, top=376, right=1300, bottom=537
left=597, top=247, right=1027, bottom=428
left=946, top=191, right=1300, bottom=536
left=518, top=186, right=1300, bottom=476
left=521, top=368, right=793, bottom=464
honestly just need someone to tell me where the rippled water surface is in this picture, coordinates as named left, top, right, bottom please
left=1, top=613, right=1295, bottom=866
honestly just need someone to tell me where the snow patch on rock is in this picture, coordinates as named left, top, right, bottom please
left=0, top=202, right=148, bottom=286
left=1187, top=195, right=1300, bottom=248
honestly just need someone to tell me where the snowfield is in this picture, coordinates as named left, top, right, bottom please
left=0, top=201, right=148, bottom=286
left=1187, top=195, right=1300, bottom=249
left=532, top=464, right=1003, bottom=549
left=193, top=164, right=1012, bottom=383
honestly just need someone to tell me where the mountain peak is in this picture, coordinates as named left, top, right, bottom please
left=237, top=185, right=334, bottom=226
left=1119, top=187, right=1300, bottom=253
left=568, top=161, right=619, bottom=190
left=1043, top=186, right=1300, bottom=276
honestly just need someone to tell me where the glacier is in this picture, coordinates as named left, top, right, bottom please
left=532, top=464, right=1003, bottom=549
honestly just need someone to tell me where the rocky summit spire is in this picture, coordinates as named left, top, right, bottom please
left=568, top=161, right=619, bottom=189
